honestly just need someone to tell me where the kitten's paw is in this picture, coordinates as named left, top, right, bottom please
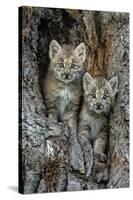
left=48, top=113, right=58, bottom=122
left=92, top=161, right=109, bottom=183
left=95, top=153, right=107, bottom=162
left=79, top=167, right=86, bottom=174
left=78, top=134, right=89, bottom=146
left=94, top=167, right=109, bottom=183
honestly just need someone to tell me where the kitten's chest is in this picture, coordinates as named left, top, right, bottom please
left=58, top=87, right=72, bottom=117
left=88, top=114, right=104, bottom=139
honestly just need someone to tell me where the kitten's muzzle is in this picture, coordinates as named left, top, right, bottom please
left=65, top=73, right=69, bottom=79
left=61, top=73, right=72, bottom=83
left=61, top=73, right=70, bottom=80
left=96, top=103, right=103, bottom=110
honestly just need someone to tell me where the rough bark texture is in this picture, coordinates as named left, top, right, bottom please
left=19, top=7, right=129, bottom=194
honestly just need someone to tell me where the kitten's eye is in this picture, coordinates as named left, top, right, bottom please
left=71, top=63, right=78, bottom=69
left=92, top=94, right=96, bottom=98
left=103, top=95, right=107, bottom=100
left=57, top=63, right=64, bottom=68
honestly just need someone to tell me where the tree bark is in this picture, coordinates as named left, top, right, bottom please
left=19, top=7, right=129, bottom=194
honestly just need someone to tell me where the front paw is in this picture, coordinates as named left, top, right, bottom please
left=94, top=153, right=107, bottom=162
left=94, top=166, right=109, bottom=183
left=48, top=113, right=58, bottom=122
left=92, top=158, right=109, bottom=183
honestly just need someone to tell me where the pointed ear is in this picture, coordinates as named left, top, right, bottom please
left=49, top=40, right=62, bottom=59
left=75, top=42, right=86, bottom=63
left=108, top=76, right=118, bottom=94
left=83, top=73, right=94, bottom=91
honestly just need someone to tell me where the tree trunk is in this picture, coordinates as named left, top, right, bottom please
left=19, top=7, right=129, bottom=194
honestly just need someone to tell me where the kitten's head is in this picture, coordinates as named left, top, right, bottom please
left=83, top=73, right=118, bottom=114
left=49, top=40, right=86, bottom=83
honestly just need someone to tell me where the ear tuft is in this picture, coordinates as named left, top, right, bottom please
left=108, top=76, right=118, bottom=94
left=75, top=43, right=86, bottom=63
left=49, top=40, right=62, bottom=59
left=83, top=72, right=94, bottom=91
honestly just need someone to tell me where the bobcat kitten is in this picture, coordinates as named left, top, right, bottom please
left=78, top=72, right=118, bottom=161
left=43, top=40, right=86, bottom=130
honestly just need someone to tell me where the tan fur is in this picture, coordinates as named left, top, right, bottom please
left=43, top=40, right=86, bottom=130
left=78, top=73, right=118, bottom=161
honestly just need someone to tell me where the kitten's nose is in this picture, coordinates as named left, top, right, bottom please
left=96, top=103, right=102, bottom=109
left=65, top=72, right=70, bottom=79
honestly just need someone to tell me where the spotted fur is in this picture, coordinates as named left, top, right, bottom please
left=78, top=72, right=118, bottom=162
left=43, top=40, right=86, bottom=129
